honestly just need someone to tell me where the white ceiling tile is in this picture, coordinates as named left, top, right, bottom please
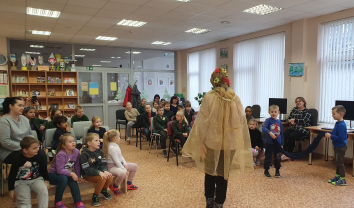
left=69, top=36, right=94, bottom=43
left=89, top=39, right=112, bottom=45
left=76, top=30, right=102, bottom=37
left=221, top=12, right=259, bottom=22
left=27, top=0, right=66, bottom=11
left=162, top=10, right=197, bottom=20
left=132, top=6, right=169, bottom=17
left=94, top=10, right=130, bottom=19
left=201, top=8, right=236, bottom=18
left=0, top=23, right=24, bottom=31
left=48, top=33, right=74, bottom=42
left=314, top=0, right=349, bottom=6
left=26, top=15, right=59, bottom=23
left=288, top=1, right=332, bottom=12
left=246, top=0, right=274, bottom=3
left=311, top=5, right=347, bottom=15
left=191, top=0, right=231, bottom=7
left=268, top=0, right=312, bottom=9
left=0, top=12, right=25, bottom=21
left=0, top=5, right=25, bottom=13
left=339, top=1, right=354, bottom=9
left=200, top=22, right=232, bottom=30
left=26, top=23, right=55, bottom=32
left=67, top=0, right=108, bottom=9
left=266, top=18, right=293, bottom=27
left=0, top=18, right=24, bottom=26
left=149, top=18, right=183, bottom=27
left=2, top=0, right=26, bottom=7
left=59, top=13, right=92, bottom=21
left=56, top=19, right=87, bottom=28
left=123, top=13, right=160, bottom=22
left=109, top=0, right=149, bottom=6
left=189, top=15, right=220, bottom=24
left=101, top=2, right=140, bottom=13
left=25, top=34, right=50, bottom=41
left=63, top=5, right=99, bottom=15
left=144, top=0, right=183, bottom=10
left=90, top=17, right=119, bottom=24
left=52, top=26, right=80, bottom=34
left=79, top=26, right=107, bottom=33
left=174, top=3, right=213, bottom=14
left=85, top=21, right=115, bottom=29
left=101, top=29, right=130, bottom=37
left=286, top=12, right=321, bottom=20
left=218, top=0, right=258, bottom=12
left=265, top=9, right=303, bottom=19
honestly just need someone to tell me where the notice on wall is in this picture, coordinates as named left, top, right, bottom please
left=0, top=85, right=7, bottom=96
left=81, top=82, right=88, bottom=91
left=89, top=82, right=99, bottom=95
left=110, top=82, right=117, bottom=91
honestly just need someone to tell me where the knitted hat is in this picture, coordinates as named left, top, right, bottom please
left=210, top=67, right=230, bottom=88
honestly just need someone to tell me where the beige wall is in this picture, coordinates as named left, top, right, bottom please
left=175, top=8, right=354, bottom=157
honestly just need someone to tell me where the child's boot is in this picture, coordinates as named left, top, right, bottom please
left=214, top=202, right=223, bottom=208
left=206, top=198, right=214, bottom=208
left=275, top=169, right=280, bottom=178
left=264, top=170, right=271, bottom=178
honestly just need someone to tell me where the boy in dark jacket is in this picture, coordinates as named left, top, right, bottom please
left=163, top=101, right=174, bottom=121
left=8, top=137, right=49, bottom=208
left=153, top=106, right=168, bottom=157
left=142, top=104, right=156, bottom=141
left=51, top=116, right=71, bottom=151
left=23, top=106, right=48, bottom=142
left=80, top=133, right=113, bottom=206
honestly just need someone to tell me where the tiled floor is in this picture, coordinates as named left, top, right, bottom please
left=1, top=131, right=354, bottom=208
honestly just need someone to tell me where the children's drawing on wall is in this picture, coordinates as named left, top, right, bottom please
left=141, top=88, right=149, bottom=100
left=158, top=78, right=164, bottom=86
left=220, top=48, right=228, bottom=59
left=220, top=64, right=228, bottom=71
left=169, top=78, right=174, bottom=86
left=147, top=78, right=153, bottom=86
left=163, top=88, right=170, bottom=100
left=289, top=63, right=304, bottom=77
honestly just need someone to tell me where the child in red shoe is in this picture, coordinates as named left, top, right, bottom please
left=103, top=130, right=138, bottom=195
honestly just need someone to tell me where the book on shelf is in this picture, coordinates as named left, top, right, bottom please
left=50, top=103, right=59, bottom=109
left=67, top=102, right=75, bottom=109
left=37, top=76, right=45, bottom=83
left=66, top=89, right=74, bottom=96
left=47, top=76, right=54, bottom=83
left=48, top=89, right=55, bottom=96
left=64, top=78, right=75, bottom=83
left=56, top=77, right=61, bottom=83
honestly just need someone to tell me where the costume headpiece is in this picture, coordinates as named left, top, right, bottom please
left=210, top=67, right=230, bottom=88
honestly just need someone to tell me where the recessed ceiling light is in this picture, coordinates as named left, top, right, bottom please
left=92, top=65, right=102, bottom=67
left=117, top=57, right=121, bottom=59
left=185, top=28, right=212, bottom=34
left=30, top=45, right=44, bottom=48
left=117, top=19, right=147, bottom=27
left=125, top=51, right=141, bottom=54
left=151, top=41, right=172, bottom=45
left=80, top=48, right=96, bottom=51
left=243, top=4, right=282, bottom=15
left=26, top=30, right=51, bottom=35
left=25, top=51, right=41, bottom=54
left=100, top=61, right=111, bottom=63
left=221, top=21, right=230, bottom=24
left=96, top=36, right=117, bottom=41
left=26, top=7, right=61, bottom=18
left=75, top=55, right=85, bottom=57
left=111, top=57, right=115, bottom=58
left=177, top=0, right=190, bottom=2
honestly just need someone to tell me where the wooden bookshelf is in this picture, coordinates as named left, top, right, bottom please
left=10, top=70, right=78, bottom=118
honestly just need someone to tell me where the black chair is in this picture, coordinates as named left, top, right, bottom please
left=135, top=114, right=145, bottom=150
left=295, top=108, right=318, bottom=152
left=116, top=109, right=127, bottom=138
left=252, top=105, right=261, bottom=118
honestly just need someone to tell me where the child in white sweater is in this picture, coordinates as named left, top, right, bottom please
left=102, top=130, right=138, bottom=195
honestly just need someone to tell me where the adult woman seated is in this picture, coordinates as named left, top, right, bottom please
left=170, top=96, right=180, bottom=116
left=283, top=97, right=312, bottom=157
left=124, top=102, right=139, bottom=143
left=0, top=97, right=46, bottom=164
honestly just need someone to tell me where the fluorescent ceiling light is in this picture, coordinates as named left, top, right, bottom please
left=30, top=45, right=44, bottom=48
left=243, top=4, right=282, bottom=15
left=177, top=0, right=190, bottom=2
left=111, top=57, right=115, bottom=58
left=117, top=19, right=147, bottom=27
left=96, top=36, right=117, bottom=41
left=152, top=41, right=171, bottom=45
left=185, top=28, right=212, bottom=34
left=111, top=57, right=121, bottom=59
left=100, top=61, right=111, bottom=63
left=25, top=51, right=40, bottom=54
left=75, top=55, right=85, bottom=57
left=125, top=51, right=141, bottom=54
left=80, top=48, right=96, bottom=51
left=26, top=7, right=61, bottom=18
left=26, top=30, right=51, bottom=35
left=117, top=57, right=121, bottom=59
left=92, top=65, right=102, bottom=67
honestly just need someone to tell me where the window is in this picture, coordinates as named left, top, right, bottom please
left=187, top=48, right=216, bottom=108
left=319, top=17, right=354, bottom=123
left=234, top=33, right=285, bottom=117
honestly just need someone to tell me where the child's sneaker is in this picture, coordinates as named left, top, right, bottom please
left=109, top=184, right=121, bottom=195
left=75, top=202, right=86, bottom=208
left=100, top=189, right=112, bottom=200
left=256, top=158, right=261, bottom=166
left=127, top=184, right=138, bottom=190
left=332, top=178, right=347, bottom=186
left=171, top=147, right=177, bottom=155
left=328, top=175, right=340, bottom=183
left=264, top=170, right=271, bottom=178
left=163, top=149, right=168, bottom=157
left=126, top=137, right=131, bottom=144
left=55, top=201, right=68, bottom=208
left=91, top=194, right=101, bottom=207
left=275, top=170, right=280, bottom=178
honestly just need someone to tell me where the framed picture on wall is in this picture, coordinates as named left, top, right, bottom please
left=220, top=64, right=228, bottom=71
left=220, top=48, right=228, bottom=59
left=169, top=78, right=174, bottom=86
left=158, top=78, right=164, bottom=86
left=147, top=78, right=153, bottom=86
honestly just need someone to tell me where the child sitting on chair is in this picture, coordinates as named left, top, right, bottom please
left=171, top=110, right=189, bottom=155
left=87, top=116, right=107, bottom=148
left=103, top=130, right=138, bottom=195
left=142, top=104, right=156, bottom=141
left=245, top=106, right=254, bottom=124
left=249, top=119, right=265, bottom=166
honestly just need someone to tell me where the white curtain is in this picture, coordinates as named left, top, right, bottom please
left=319, top=17, right=354, bottom=123
left=187, top=48, right=216, bottom=108
left=234, top=33, right=285, bottom=117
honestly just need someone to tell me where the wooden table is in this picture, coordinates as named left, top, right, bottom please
left=306, top=125, right=354, bottom=176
